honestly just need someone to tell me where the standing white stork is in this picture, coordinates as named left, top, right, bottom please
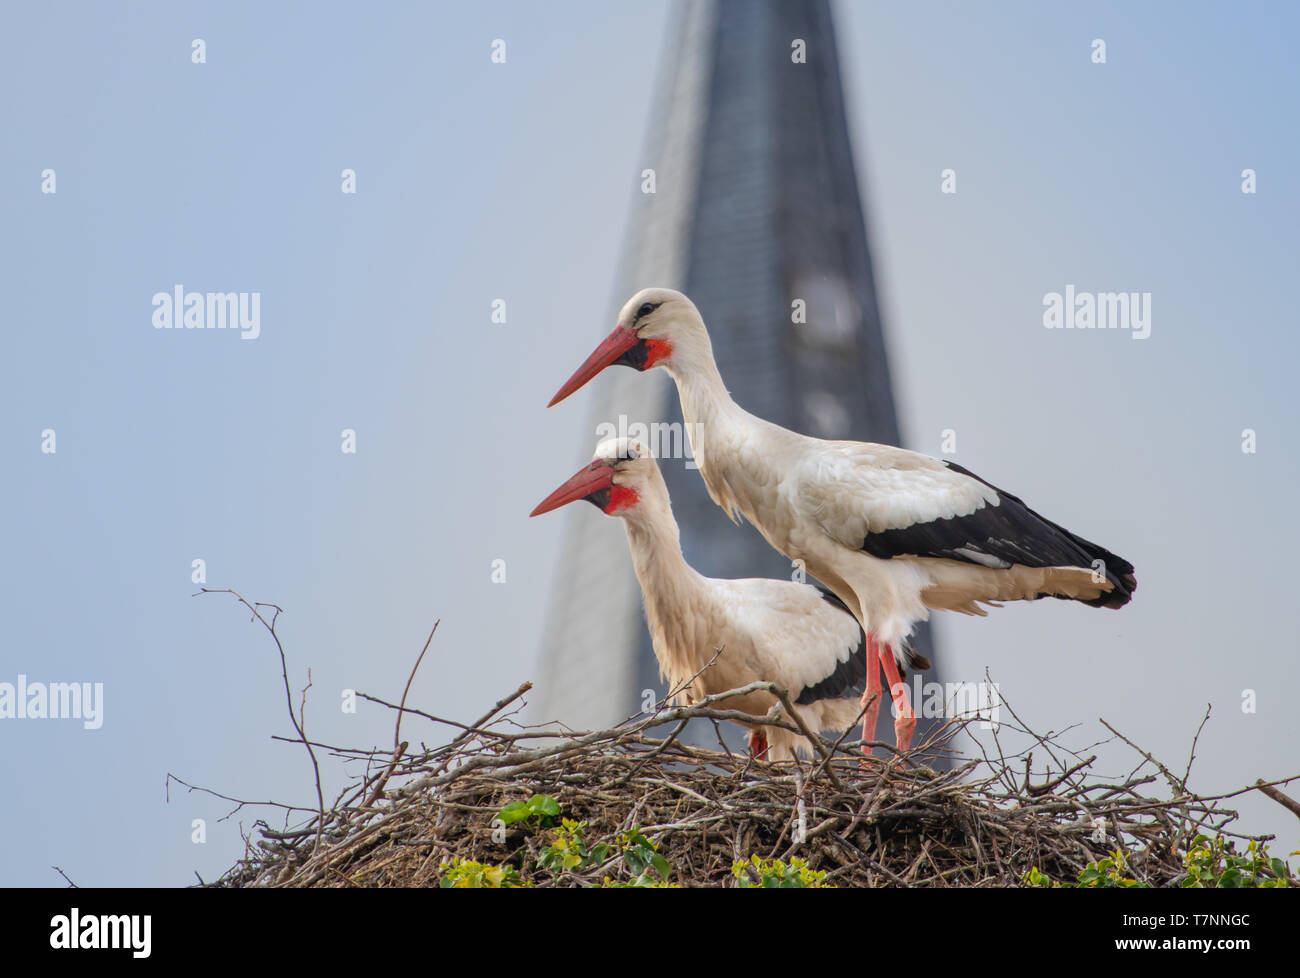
left=531, top=437, right=879, bottom=761
left=546, top=288, right=1137, bottom=755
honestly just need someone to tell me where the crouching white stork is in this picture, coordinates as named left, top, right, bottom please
left=546, top=288, right=1137, bottom=755
left=531, top=437, right=877, bottom=761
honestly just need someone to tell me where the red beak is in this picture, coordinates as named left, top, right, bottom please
left=547, top=325, right=640, bottom=407
left=530, top=460, right=616, bottom=517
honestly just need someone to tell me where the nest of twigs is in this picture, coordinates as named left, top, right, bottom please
left=203, top=681, right=1278, bottom=888
left=182, top=591, right=1291, bottom=889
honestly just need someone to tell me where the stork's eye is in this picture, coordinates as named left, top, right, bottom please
left=636, top=302, right=657, bottom=320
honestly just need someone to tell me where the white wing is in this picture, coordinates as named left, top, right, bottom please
left=796, top=441, right=997, bottom=547
left=708, top=577, right=866, bottom=705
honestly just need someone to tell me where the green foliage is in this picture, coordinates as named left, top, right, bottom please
left=537, top=818, right=612, bottom=875
left=1022, top=866, right=1056, bottom=888
left=490, top=800, right=676, bottom=886
left=1024, top=835, right=1297, bottom=889
left=605, top=827, right=673, bottom=887
left=1181, top=835, right=1296, bottom=889
left=1022, top=851, right=1146, bottom=888
left=732, top=854, right=829, bottom=888
left=438, top=857, right=528, bottom=888
left=1077, top=851, right=1147, bottom=888
left=496, top=793, right=562, bottom=831
left=535, top=819, right=674, bottom=886
left=468, top=792, right=875, bottom=888
left=1019, top=853, right=1154, bottom=889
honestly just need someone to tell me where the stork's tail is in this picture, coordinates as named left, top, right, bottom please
left=1064, top=534, right=1136, bottom=609
left=897, top=639, right=930, bottom=674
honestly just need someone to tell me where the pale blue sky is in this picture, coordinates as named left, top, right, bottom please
left=2, top=1, right=1296, bottom=886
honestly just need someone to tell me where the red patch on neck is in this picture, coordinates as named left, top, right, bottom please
left=602, top=485, right=640, bottom=515
left=642, top=339, right=672, bottom=368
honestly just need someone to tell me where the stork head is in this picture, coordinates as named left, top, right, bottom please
left=547, top=287, right=708, bottom=407
left=530, top=437, right=659, bottom=519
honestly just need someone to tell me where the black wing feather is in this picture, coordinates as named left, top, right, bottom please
left=861, top=462, right=1136, bottom=608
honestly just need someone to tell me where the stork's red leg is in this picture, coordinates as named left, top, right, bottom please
left=747, top=728, right=769, bottom=760
left=878, top=643, right=916, bottom=753
left=860, top=633, right=883, bottom=764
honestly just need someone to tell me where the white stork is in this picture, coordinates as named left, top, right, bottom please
left=531, top=437, right=877, bottom=761
left=547, top=288, right=1137, bottom=755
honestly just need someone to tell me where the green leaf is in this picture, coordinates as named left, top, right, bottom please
left=497, top=800, right=531, bottom=825
left=651, top=853, right=671, bottom=879
left=529, top=794, right=561, bottom=817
